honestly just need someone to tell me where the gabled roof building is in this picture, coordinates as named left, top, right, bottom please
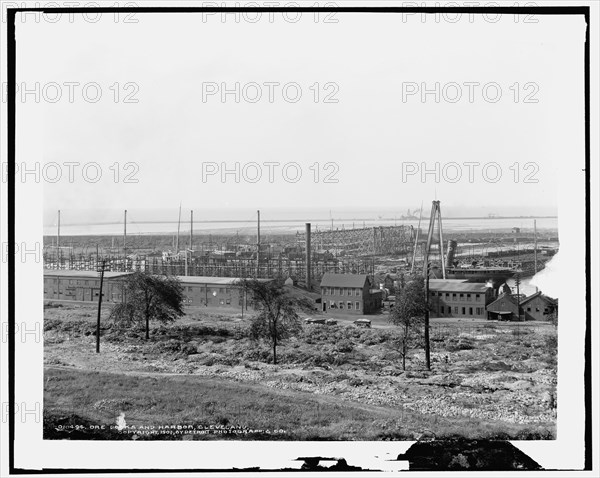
left=428, top=279, right=495, bottom=319
left=486, top=290, right=558, bottom=321
left=320, top=273, right=382, bottom=315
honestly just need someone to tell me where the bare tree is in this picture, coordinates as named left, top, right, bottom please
left=240, top=278, right=311, bottom=364
left=388, top=274, right=428, bottom=370
left=110, top=271, right=184, bottom=339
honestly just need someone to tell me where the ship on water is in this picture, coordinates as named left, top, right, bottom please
left=415, top=201, right=518, bottom=290
left=429, top=240, right=516, bottom=289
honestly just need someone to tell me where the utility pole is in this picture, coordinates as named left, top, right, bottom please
left=515, top=272, right=522, bottom=321
left=256, top=210, right=261, bottom=278
left=241, top=289, right=246, bottom=318
left=96, top=260, right=107, bottom=353
left=533, top=219, right=538, bottom=274
left=123, top=209, right=127, bottom=252
left=176, top=203, right=181, bottom=254
left=424, top=261, right=431, bottom=371
left=305, top=223, right=312, bottom=291
left=57, top=209, right=61, bottom=265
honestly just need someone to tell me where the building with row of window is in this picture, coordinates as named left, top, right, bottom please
left=43, top=270, right=268, bottom=309
left=319, top=273, right=383, bottom=314
left=176, top=276, right=268, bottom=307
left=44, top=270, right=132, bottom=303
left=427, top=279, right=496, bottom=319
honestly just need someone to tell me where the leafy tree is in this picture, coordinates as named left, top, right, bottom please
left=110, top=271, right=184, bottom=339
left=388, top=275, right=428, bottom=370
left=240, top=278, right=311, bottom=364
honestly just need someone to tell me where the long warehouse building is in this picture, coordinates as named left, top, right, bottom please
left=43, top=270, right=268, bottom=308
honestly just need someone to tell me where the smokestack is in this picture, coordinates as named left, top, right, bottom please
left=446, top=240, right=457, bottom=268
left=190, top=210, right=193, bottom=252
left=305, top=223, right=311, bottom=291
left=123, top=209, right=127, bottom=251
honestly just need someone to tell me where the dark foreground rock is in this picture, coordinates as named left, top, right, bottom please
left=396, top=438, right=542, bottom=470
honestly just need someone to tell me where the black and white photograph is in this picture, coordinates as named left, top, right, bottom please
left=1, top=2, right=598, bottom=475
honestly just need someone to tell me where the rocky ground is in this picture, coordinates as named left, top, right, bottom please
left=44, top=302, right=557, bottom=440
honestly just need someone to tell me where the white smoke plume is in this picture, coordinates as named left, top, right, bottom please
left=529, top=252, right=560, bottom=298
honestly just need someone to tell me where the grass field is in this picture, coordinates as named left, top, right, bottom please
left=44, top=301, right=557, bottom=441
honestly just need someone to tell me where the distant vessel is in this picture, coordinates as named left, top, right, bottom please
left=438, top=240, right=516, bottom=288
left=432, top=265, right=515, bottom=289
left=415, top=204, right=517, bottom=290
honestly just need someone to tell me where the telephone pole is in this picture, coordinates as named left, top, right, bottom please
left=123, top=209, right=127, bottom=252
left=57, top=209, right=61, bottom=265
left=96, top=260, right=107, bottom=353
left=424, top=261, right=431, bottom=371
left=515, top=272, right=522, bottom=321
left=256, top=210, right=261, bottom=278
left=533, top=219, right=538, bottom=274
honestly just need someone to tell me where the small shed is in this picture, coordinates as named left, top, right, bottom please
left=486, top=293, right=521, bottom=321
left=520, top=291, right=558, bottom=321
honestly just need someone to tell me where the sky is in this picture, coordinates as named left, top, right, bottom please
left=13, top=11, right=586, bottom=221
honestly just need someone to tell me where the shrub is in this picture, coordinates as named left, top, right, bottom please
left=180, top=343, right=198, bottom=355
left=242, top=346, right=273, bottom=363
left=444, top=336, right=474, bottom=352
left=335, top=340, right=354, bottom=353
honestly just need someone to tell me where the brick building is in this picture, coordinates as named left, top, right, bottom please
left=44, top=270, right=132, bottom=303
left=428, top=279, right=495, bottom=319
left=177, top=276, right=269, bottom=308
left=44, top=270, right=269, bottom=310
left=320, top=273, right=382, bottom=314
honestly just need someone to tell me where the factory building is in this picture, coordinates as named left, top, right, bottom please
left=428, top=279, right=495, bottom=319
left=44, top=270, right=132, bottom=303
left=43, top=270, right=270, bottom=309
left=176, top=276, right=270, bottom=308
left=320, top=273, right=383, bottom=315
